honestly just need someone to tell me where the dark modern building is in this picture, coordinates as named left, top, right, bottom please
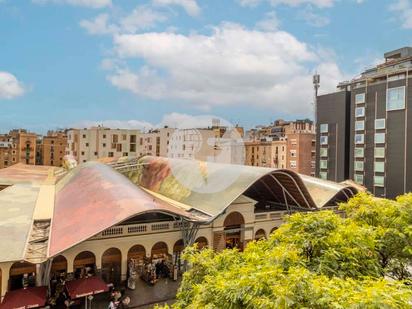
left=316, top=47, right=412, bottom=198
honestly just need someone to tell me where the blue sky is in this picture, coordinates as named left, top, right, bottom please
left=0, top=0, right=411, bottom=133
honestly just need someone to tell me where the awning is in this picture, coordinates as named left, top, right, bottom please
left=0, top=286, right=47, bottom=309
left=65, top=277, right=109, bottom=299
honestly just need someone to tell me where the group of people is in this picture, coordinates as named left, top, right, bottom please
left=108, top=289, right=130, bottom=309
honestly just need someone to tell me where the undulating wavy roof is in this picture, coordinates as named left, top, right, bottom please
left=0, top=155, right=358, bottom=262
left=119, top=156, right=358, bottom=218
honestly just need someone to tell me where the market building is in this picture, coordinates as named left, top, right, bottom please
left=0, top=156, right=358, bottom=307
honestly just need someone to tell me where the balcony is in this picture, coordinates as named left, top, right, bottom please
left=91, top=220, right=187, bottom=240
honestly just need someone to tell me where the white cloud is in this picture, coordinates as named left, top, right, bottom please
left=32, top=0, right=111, bottom=9
left=79, top=14, right=117, bottom=35
left=80, top=6, right=167, bottom=35
left=73, top=113, right=235, bottom=130
left=298, top=5, right=330, bottom=27
left=390, top=0, right=412, bottom=29
left=106, top=23, right=346, bottom=116
left=256, top=11, right=280, bottom=31
left=152, top=0, right=200, bottom=16
left=0, top=72, right=25, bottom=100
left=239, top=0, right=336, bottom=8
left=120, top=6, right=168, bottom=33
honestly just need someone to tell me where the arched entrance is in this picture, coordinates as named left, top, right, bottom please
left=151, top=242, right=168, bottom=260
left=255, top=229, right=266, bottom=240
left=223, top=212, right=245, bottom=250
left=270, top=227, right=278, bottom=234
left=127, top=245, right=146, bottom=285
left=73, top=251, right=96, bottom=279
left=51, top=255, right=67, bottom=278
left=101, top=248, right=121, bottom=286
left=195, top=237, right=208, bottom=250
left=173, top=239, right=184, bottom=271
left=9, top=261, right=36, bottom=290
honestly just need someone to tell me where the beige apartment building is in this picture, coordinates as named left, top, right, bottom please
left=66, top=127, right=140, bottom=163
left=41, top=131, right=67, bottom=167
left=245, top=119, right=315, bottom=176
left=138, top=127, right=175, bottom=157
left=245, top=139, right=287, bottom=168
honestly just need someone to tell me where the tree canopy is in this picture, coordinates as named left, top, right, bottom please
left=158, top=192, right=412, bottom=308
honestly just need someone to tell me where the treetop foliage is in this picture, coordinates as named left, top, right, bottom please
left=157, top=192, right=412, bottom=308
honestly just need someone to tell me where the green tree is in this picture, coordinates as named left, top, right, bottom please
left=340, top=192, right=412, bottom=279
left=157, top=193, right=412, bottom=308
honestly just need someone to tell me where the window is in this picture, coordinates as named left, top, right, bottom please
left=320, top=148, right=328, bottom=157
left=354, top=161, right=364, bottom=171
left=81, top=151, right=85, bottom=155
left=387, top=86, right=405, bottom=111
left=375, top=118, right=385, bottom=130
left=94, top=152, right=98, bottom=156
left=354, top=174, right=364, bottom=185
left=320, top=136, right=328, bottom=145
left=123, top=152, right=128, bottom=156
left=103, top=134, right=106, bottom=139
left=130, top=144, right=136, bottom=152
left=319, top=160, right=328, bottom=169
left=374, top=147, right=385, bottom=158
left=355, top=107, right=365, bottom=117
left=374, top=175, right=385, bottom=187
left=355, top=120, right=365, bottom=131
left=290, top=150, right=297, bottom=157
left=108, top=152, right=114, bottom=157
left=103, top=143, right=106, bottom=147
left=374, top=161, right=385, bottom=173
left=122, top=134, right=127, bottom=141
left=319, top=171, right=327, bottom=180
left=82, top=134, right=86, bottom=138
left=291, top=139, right=297, bottom=145
left=85, top=143, right=89, bottom=147
left=355, top=134, right=364, bottom=144
left=290, top=160, right=297, bottom=168
left=320, top=124, right=328, bottom=133
left=355, top=93, right=365, bottom=104
left=375, top=133, right=385, bottom=144
left=354, top=147, right=364, bottom=158
left=388, top=73, right=405, bottom=82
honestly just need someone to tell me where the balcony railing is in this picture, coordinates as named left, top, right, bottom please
left=91, top=221, right=183, bottom=240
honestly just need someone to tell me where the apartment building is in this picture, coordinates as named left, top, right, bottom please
left=244, top=139, right=287, bottom=168
left=0, top=129, right=37, bottom=169
left=41, top=131, right=67, bottom=167
left=66, top=127, right=140, bottom=163
left=168, top=126, right=245, bottom=163
left=139, top=127, right=174, bottom=157
left=245, top=119, right=315, bottom=175
left=317, top=47, right=412, bottom=198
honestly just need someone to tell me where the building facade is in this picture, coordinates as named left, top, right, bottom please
left=66, top=127, right=141, bottom=163
left=317, top=47, right=412, bottom=198
left=41, top=131, right=67, bottom=167
left=245, top=119, right=315, bottom=175
left=0, top=129, right=37, bottom=169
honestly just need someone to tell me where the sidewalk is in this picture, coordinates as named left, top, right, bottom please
left=93, top=277, right=180, bottom=308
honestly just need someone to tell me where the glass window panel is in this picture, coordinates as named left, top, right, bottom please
left=354, top=174, right=364, bottom=185
left=320, top=148, right=328, bottom=157
left=375, top=133, right=385, bottom=144
left=319, top=171, right=327, bottom=180
left=354, top=161, right=364, bottom=171
left=320, top=124, right=328, bottom=133
left=355, top=134, right=364, bottom=144
left=375, top=118, right=386, bottom=130
left=374, top=147, right=385, bottom=158
left=374, top=175, right=385, bottom=187
left=355, top=93, right=365, bottom=104
left=320, top=160, right=328, bottom=169
left=320, top=136, right=328, bottom=145
left=374, top=161, right=385, bottom=173
left=355, top=120, right=365, bottom=131
left=355, top=107, right=365, bottom=117
left=387, top=86, right=405, bottom=111
left=354, top=147, right=364, bottom=158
